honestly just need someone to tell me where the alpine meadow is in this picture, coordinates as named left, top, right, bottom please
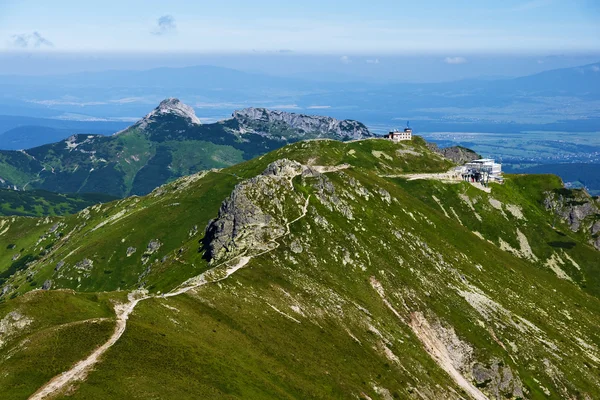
left=1, top=1, right=600, bottom=399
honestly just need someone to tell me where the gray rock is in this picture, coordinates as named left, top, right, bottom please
left=1, top=285, right=12, bottom=296
left=592, top=220, right=600, bottom=235
left=42, top=280, right=53, bottom=290
left=261, top=159, right=305, bottom=178
left=74, top=258, right=93, bottom=271
left=203, top=160, right=305, bottom=262
left=11, top=253, right=20, bottom=261
left=146, top=240, right=162, bottom=254
left=426, top=142, right=480, bottom=164
left=544, top=190, right=600, bottom=250
left=55, top=260, right=65, bottom=271
left=290, top=240, right=303, bottom=254
left=471, top=361, right=524, bottom=400
left=127, top=98, right=201, bottom=132
left=126, top=247, right=137, bottom=257
left=231, top=108, right=374, bottom=141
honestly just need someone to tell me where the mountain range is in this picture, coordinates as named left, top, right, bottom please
left=0, top=62, right=598, bottom=133
left=1, top=137, right=599, bottom=399
left=0, top=99, right=374, bottom=197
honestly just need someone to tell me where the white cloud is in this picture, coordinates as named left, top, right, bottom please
left=307, top=105, right=331, bottom=109
left=340, top=55, right=351, bottom=64
left=152, top=15, right=177, bottom=36
left=366, top=58, right=380, bottom=64
left=591, top=65, right=600, bottom=72
left=444, top=56, right=468, bottom=65
left=10, top=32, right=53, bottom=48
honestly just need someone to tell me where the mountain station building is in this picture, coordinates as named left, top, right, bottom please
left=384, top=127, right=413, bottom=142
left=458, top=159, right=503, bottom=184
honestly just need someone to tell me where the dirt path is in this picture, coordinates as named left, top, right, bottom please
left=381, top=169, right=493, bottom=193
left=29, top=293, right=148, bottom=400
left=29, top=194, right=312, bottom=400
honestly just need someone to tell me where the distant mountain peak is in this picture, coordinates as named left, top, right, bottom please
left=137, top=98, right=201, bottom=130
left=230, top=107, right=373, bottom=140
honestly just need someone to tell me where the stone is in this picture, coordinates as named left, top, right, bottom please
left=1, top=285, right=11, bottom=296
left=55, top=260, right=65, bottom=271
left=42, top=280, right=53, bottom=290
left=203, top=160, right=305, bottom=262
left=128, top=98, right=201, bottom=131
left=74, top=258, right=93, bottom=271
left=126, top=247, right=137, bottom=257
left=426, top=142, right=480, bottom=164
left=290, top=240, right=303, bottom=254
left=231, top=108, right=374, bottom=140
left=592, top=220, right=600, bottom=235
left=261, top=159, right=305, bottom=178
left=146, top=240, right=162, bottom=254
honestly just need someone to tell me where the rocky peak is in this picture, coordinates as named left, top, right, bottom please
left=426, top=142, right=480, bottom=164
left=230, top=107, right=373, bottom=140
left=135, top=98, right=201, bottom=130
left=544, top=188, right=600, bottom=250
left=203, top=159, right=310, bottom=262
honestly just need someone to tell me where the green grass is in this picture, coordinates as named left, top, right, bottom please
left=0, top=290, right=119, bottom=399
left=1, top=138, right=599, bottom=399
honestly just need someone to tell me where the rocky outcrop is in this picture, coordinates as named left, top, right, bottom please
left=126, top=247, right=137, bottom=257
left=74, top=258, right=94, bottom=271
left=125, top=98, right=201, bottom=132
left=230, top=108, right=373, bottom=141
left=203, top=159, right=307, bottom=262
left=426, top=142, right=480, bottom=164
left=472, top=361, right=524, bottom=399
left=544, top=189, right=600, bottom=250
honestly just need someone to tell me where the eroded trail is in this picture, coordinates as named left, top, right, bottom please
left=370, top=277, right=489, bottom=400
left=29, top=195, right=311, bottom=400
left=29, top=293, right=148, bottom=400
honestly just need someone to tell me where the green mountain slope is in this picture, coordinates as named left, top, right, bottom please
left=0, top=99, right=374, bottom=197
left=0, top=189, right=116, bottom=217
left=1, top=137, right=599, bottom=399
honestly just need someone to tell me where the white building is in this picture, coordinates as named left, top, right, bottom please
left=465, top=159, right=502, bottom=175
left=463, top=159, right=503, bottom=182
left=384, top=127, right=412, bottom=142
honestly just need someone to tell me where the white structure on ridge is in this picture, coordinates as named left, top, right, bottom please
left=384, top=123, right=413, bottom=142
left=458, top=158, right=503, bottom=184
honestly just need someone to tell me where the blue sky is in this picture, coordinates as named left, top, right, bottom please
left=1, top=0, right=599, bottom=54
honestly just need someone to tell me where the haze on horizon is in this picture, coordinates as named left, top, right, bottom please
left=0, top=0, right=599, bottom=81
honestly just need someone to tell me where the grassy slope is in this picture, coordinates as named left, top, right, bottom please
left=0, top=290, right=119, bottom=400
left=1, top=137, right=599, bottom=399
left=0, top=189, right=116, bottom=217
left=0, top=112, right=324, bottom=197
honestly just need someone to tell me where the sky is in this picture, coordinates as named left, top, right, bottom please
left=1, top=0, right=599, bottom=54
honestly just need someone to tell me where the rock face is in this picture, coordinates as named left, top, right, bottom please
left=131, top=98, right=201, bottom=131
left=426, top=142, right=480, bottom=164
left=544, top=189, right=600, bottom=250
left=74, top=258, right=94, bottom=271
left=203, top=159, right=307, bottom=262
left=231, top=108, right=374, bottom=140
left=472, top=361, right=524, bottom=399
